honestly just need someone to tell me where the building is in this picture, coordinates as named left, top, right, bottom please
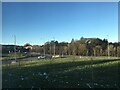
left=24, top=45, right=33, bottom=49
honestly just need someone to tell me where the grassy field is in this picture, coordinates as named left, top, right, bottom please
left=2, top=57, right=120, bottom=88
left=1, top=53, right=26, bottom=60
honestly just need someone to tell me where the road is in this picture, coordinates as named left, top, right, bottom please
left=2, top=55, right=119, bottom=64
left=2, top=56, right=39, bottom=64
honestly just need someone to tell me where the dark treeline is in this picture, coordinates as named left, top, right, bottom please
left=2, top=37, right=120, bottom=57
left=30, top=37, right=120, bottom=57
left=2, top=45, right=27, bottom=54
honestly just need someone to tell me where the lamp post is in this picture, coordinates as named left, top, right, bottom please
left=14, top=35, right=16, bottom=62
left=43, top=40, right=46, bottom=60
left=50, top=42, right=52, bottom=56
left=85, top=40, right=91, bottom=57
left=107, top=35, right=110, bottom=59
left=53, top=37, right=55, bottom=56
left=85, top=39, right=93, bottom=88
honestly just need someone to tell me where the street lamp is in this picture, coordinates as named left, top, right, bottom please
left=85, top=40, right=91, bottom=57
left=53, top=37, right=55, bottom=56
left=44, top=42, right=46, bottom=56
left=107, top=35, right=110, bottom=59
left=85, top=39, right=93, bottom=88
left=14, top=35, right=16, bottom=62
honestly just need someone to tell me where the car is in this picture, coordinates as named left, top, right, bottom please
left=52, top=55, right=60, bottom=58
left=38, top=55, right=46, bottom=59
left=60, top=55, right=67, bottom=58
left=38, top=55, right=52, bottom=59
left=11, top=60, right=16, bottom=64
left=9, top=58, right=15, bottom=60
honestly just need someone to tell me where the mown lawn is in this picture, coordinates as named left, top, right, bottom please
left=2, top=53, right=26, bottom=61
left=2, top=57, right=120, bottom=88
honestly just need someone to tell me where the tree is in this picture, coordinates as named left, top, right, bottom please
left=71, top=40, right=76, bottom=55
left=117, top=46, right=120, bottom=57
left=24, top=43, right=31, bottom=47
left=93, top=45, right=102, bottom=56
left=68, top=43, right=72, bottom=55
left=109, top=45, right=114, bottom=56
left=79, top=44, right=87, bottom=56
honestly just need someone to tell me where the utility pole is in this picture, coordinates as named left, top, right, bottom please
left=85, top=40, right=91, bottom=57
left=50, top=40, right=52, bottom=56
left=48, top=39, right=51, bottom=56
left=117, top=43, right=119, bottom=59
left=44, top=41, right=45, bottom=56
left=53, top=37, right=55, bottom=56
left=14, top=35, right=16, bottom=61
left=107, top=35, right=110, bottom=59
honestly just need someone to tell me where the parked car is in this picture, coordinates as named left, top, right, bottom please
left=52, top=55, right=60, bottom=58
left=38, top=55, right=46, bottom=59
left=38, top=55, right=52, bottom=59
left=60, top=55, right=67, bottom=58
left=9, top=58, right=16, bottom=60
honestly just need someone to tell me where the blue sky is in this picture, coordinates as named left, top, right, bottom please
left=2, top=2, right=118, bottom=45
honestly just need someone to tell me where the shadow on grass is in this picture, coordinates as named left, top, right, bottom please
left=2, top=58, right=120, bottom=88
left=21, top=59, right=119, bottom=70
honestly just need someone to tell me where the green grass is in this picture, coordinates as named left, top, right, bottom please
left=1, top=53, right=26, bottom=60
left=2, top=57, right=120, bottom=88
